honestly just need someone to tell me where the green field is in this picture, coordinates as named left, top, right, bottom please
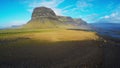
left=0, top=29, right=103, bottom=68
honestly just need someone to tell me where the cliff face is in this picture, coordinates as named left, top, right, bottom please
left=23, top=7, right=88, bottom=29
left=32, top=7, right=56, bottom=19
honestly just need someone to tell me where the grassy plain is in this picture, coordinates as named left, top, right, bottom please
left=0, top=29, right=103, bottom=68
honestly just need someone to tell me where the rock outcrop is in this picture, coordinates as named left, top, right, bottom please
left=23, top=7, right=88, bottom=29
left=32, top=7, right=56, bottom=19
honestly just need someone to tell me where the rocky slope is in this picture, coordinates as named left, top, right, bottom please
left=23, top=7, right=88, bottom=29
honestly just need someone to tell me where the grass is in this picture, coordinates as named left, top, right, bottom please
left=0, top=29, right=103, bottom=68
left=0, top=29, right=55, bottom=34
left=0, top=29, right=99, bottom=41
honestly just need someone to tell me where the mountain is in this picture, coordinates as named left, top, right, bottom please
left=22, top=7, right=87, bottom=29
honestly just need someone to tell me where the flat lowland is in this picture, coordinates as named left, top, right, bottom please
left=0, top=29, right=103, bottom=68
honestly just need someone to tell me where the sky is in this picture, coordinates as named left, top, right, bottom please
left=0, top=0, right=120, bottom=28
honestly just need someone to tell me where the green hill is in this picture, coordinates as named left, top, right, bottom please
left=22, top=7, right=87, bottom=29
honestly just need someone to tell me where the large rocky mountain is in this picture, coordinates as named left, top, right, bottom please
left=23, top=7, right=88, bottom=29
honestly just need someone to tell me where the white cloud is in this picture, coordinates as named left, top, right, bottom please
left=29, top=0, right=63, bottom=8
left=104, top=15, right=110, bottom=19
left=111, top=13, right=116, bottom=17
left=76, top=0, right=93, bottom=12
left=102, top=12, right=120, bottom=23
left=62, top=5, right=74, bottom=10
left=77, top=1, right=91, bottom=8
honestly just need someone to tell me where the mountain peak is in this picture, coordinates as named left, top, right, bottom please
left=32, top=7, right=56, bottom=19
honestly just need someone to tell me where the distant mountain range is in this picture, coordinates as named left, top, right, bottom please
left=22, top=7, right=88, bottom=29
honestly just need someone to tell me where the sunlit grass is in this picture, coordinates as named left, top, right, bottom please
left=0, top=29, right=58, bottom=37
left=0, top=29, right=100, bottom=42
left=28, top=30, right=100, bottom=42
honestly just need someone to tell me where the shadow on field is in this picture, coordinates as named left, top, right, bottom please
left=0, top=38, right=103, bottom=68
left=102, top=42, right=120, bottom=68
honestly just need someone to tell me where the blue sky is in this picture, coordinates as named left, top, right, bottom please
left=0, top=0, right=120, bottom=27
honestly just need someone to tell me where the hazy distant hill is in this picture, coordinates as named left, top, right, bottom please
left=22, top=7, right=87, bottom=29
